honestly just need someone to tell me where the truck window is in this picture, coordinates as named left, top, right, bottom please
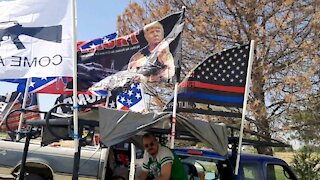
left=267, top=164, right=296, bottom=180
left=242, top=163, right=260, bottom=180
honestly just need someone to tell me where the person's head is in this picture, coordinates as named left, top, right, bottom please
left=143, top=21, right=164, bottom=46
left=142, top=132, right=159, bottom=156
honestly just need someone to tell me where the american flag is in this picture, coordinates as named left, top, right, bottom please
left=0, top=92, right=40, bottom=131
left=116, top=83, right=145, bottom=112
left=166, top=43, right=251, bottom=117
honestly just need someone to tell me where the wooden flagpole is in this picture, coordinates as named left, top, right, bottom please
left=234, top=40, right=255, bottom=175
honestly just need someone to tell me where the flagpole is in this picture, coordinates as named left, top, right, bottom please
left=170, top=82, right=179, bottom=149
left=140, top=83, right=148, bottom=112
left=0, top=93, right=22, bottom=128
left=105, top=91, right=111, bottom=108
left=71, top=0, right=80, bottom=179
left=16, top=78, right=31, bottom=141
left=234, top=40, right=255, bottom=175
left=170, top=6, right=185, bottom=149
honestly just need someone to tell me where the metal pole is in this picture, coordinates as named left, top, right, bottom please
left=170, top=82, right=179, bottom=149
left=234, top=40, right=255, bottom=175
left=129, top=143, right=136, bottom=180
left=18, top=127, right=31, bottom=180
left=16, top=78, right=31, bottom=141
left=170, top=6, right=185, bottom=149
left=71, top=0, right=80, bottom=179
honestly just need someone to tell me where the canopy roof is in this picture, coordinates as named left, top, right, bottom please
left=79, top=108, right=228, bottom=156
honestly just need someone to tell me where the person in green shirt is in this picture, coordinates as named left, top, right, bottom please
left=137, top=133, right=188, bottom=180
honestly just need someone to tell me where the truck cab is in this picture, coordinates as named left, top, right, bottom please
left=174, top=148, right=297, bottom=180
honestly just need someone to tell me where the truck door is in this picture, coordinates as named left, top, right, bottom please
left=240, top=162, right=263, bottom=180
left=266, top=164, right=297, bottom=180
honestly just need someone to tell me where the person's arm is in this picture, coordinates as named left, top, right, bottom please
left=136, top=151, right=150, bottom=180
left=153, top=162, right=172, bottom=180
left=136, top=170, right=148, bottom=180
left=128, top=52, right=146, bottom=71
left=150, top=47, right=174, bottom=81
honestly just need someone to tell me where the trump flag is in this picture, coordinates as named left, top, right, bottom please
left=87, top=9, right=185, bottom=92
left=165, top=43, right=251, bottom=118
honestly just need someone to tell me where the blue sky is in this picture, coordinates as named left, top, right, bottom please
left=0, top=0, right=141, bottom=111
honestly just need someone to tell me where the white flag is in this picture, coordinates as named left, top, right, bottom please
left=0, top=0, right=73, bottom=79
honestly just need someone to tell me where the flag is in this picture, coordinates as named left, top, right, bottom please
left=2, top=77, right=72, bottom=94
left=0, top=0, right=73, bottom=79
left=53, top=94, right=108, bottom=113
left=165, top=44, right=251, bottom=118
left=116, top=83, right=145, bottom=112
left=77, top=32, right=118, bottom=52
left=0, top=92, right=20, bottom=128
left=0, top=92, right=40, bottom=131
left=1, top=32, right=118, bottom=95
left=87, top=9, right=185, bottom=92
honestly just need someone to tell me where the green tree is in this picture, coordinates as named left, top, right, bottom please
left=117, top=0, right=319, bottom=155
left=292, top=146, right=320, bottom=179
left=289, top=94, right=320, bottom=145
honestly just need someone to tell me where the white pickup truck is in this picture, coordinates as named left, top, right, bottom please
left=0, top=107, right=297, bottom=180
left=0, top=139, right=108, bottom=180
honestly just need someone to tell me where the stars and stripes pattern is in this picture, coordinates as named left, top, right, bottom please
left=1, top=32, right=118, bottom=95
left=166, top=43, right=251, bottom=117
left=77, top=32, right=117, bottom=53
left=2, top=77, right=74, bottom=94
left=116, top=83, right=145, bottom=112
left=0, top=92, right=40, bottom=131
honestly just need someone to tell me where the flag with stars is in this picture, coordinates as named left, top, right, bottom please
left=0, top=92, right=40, bottom=131
left=0, top=32, right=117, bottom=95
left=2, top=77, right=73, bottom=94
left=165, top=43, right=251, bottom=118
left=77, top=32, right=117, bottom=52
left=116, top=83, right=145, bottom=112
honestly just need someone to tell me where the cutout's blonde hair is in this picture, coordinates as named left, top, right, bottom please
left=143, top=21, right=164, bottom=33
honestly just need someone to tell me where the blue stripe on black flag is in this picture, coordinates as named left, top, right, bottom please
left=179, top=91, right=244, bottom=103
left=176, top=91, right=243, bottom=108
left=176, top=107, right=242, bottom=118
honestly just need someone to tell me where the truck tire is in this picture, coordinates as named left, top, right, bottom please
left=25, top=173, right=45, bottom=180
